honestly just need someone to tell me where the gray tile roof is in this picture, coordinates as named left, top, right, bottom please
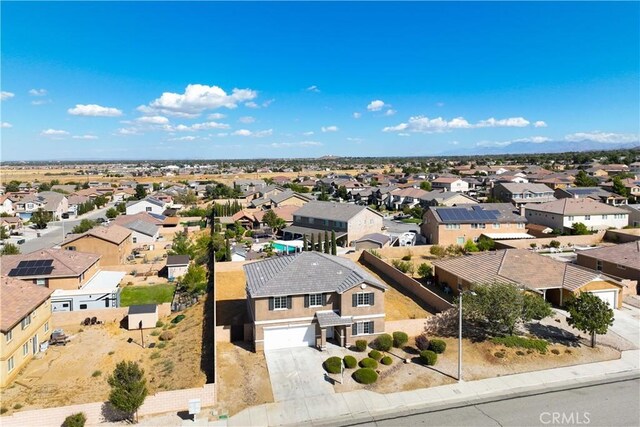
left=430, top=203, right=526, bottom=224
left=316, top=310, right=353, bottom=327
left=525, top=199, right=629, bottom=216
left=433, top=249, right=622, bottom=292
left=494, top=182, right=556, bottom=194
left=354, top=233, right=391, bottom=245
left=121, top=219, right=159, bottom=237
left=166, top=255, right=190, bottom=266
left=577, top=241, right=640, bottom=270
left=294, top=201, right=381, bottom=222
left=244, top=252, right=387, bottom=298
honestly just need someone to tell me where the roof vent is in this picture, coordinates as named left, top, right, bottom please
left=337, top=270, right=342, bottom=275
left=312, top=262, right=318, bottom=266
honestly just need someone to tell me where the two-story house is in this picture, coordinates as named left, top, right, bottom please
left=386, top=188, right=430, bottom=210
left=421, top=203, right=528, bottom=245
left=13, top=191, right=68, bottom=220
left=62, top=224, right=132, bottom=265
left=125, top=197, right=167, bottom=216
left=431, top=177, right=469, bottom=193
left=244, top=252, right=387, bottom=351
left=492, top=182, right=557, bottom=207
left=283, top=201, right=384, bottom=246
left=524, top=199, right=629, bottom=232
left=554, top=187, right=627, bottom=206
left=1, top=276, right=54, bottom=387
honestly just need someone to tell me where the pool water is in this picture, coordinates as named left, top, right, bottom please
left=271, top=242, right=298, bottom=253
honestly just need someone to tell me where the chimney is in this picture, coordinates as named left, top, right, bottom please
left=519, top=206, right=525, bottom=217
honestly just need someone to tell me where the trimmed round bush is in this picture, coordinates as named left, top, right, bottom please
left=159, top=331, right=174, bottom=341
left=368, top=350, right=382, bottom=361
left=420, top=350, right=438, bottom=366
left=392, top=331, right=408, bottom=348
left=355, top=339, right=368, bottom=352
left=429, top=339, right=447, bottom=354
left=375, top=333, right=393, bottom=351
left=324, top=356, right=343, bottom=374
left=359, top=357, right=378, bottom=369
left=63, top=412, right=87, bottom=427
left=415, top=334, right=430, bottom=351
left=353, top=368, right=378, bottom=384
left=381, top=356, right=393, bottom=366
left=343, top=355, right=357, bottom=369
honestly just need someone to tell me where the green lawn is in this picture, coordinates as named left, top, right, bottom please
left=401, top=218, right=422, bottom=224
left=120, top=284, right=176, bottom=307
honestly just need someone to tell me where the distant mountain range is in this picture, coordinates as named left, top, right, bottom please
left=439, top=140, right=639, bottom=156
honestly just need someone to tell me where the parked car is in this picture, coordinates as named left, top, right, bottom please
left=61, top=213, right=70, bottom=219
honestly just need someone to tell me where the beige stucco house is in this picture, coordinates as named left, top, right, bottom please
left=244, top=252, right=387, bottom=352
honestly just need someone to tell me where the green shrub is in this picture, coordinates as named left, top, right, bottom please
left=369, top=249, right=382, bottom=259
left=392, top=331, right=408, bottom=348
left=91, top=370, right=102, bottom=377
left=62, top=412, right=87, bottom=427
left=565, top=349, right=572, bottom=354
left=156, top=342, right=167, bottom=349
left=381, top=356, right=393, bottom=365
left=343, top=355, right=357, bottom=369
left=375, top=334, right=393, bottom=351
left=401, top=254, right=412, bottom=261
left=353, top=368, right=378, bottom=384
left=551, top=349, right=560, bottom=355
left=13, top=403, right=22, bottom=410
left=159, top=331, right=174, bottom=341
left=355, top=339, right=368, bottom=352
left=359, top=357, right=378, bottom=369
left=171, top=314, right=186, bottom=324
left=150, top=351, right=161, bottom=360
left=419, top=350, right=437, bottom=366
left=156, top=320, right=164, bottom=327
left=490, top=336, right=548, bottom=353
left=108, top=351, right=115, bottom=356
left=429, top=339, right=447, bottom=354
left=415, top=334, right=430, bottom=351
left=368, top=350, right=382, bottom=361
left=1, top=407, right=8, bottom=415
left=324, top=356, right=343, bottom=374
left=516, top=350, right=525, bottom=356
left=494, top=351, right=506, bottom=358
left=150, top=330, right=160, bottom=336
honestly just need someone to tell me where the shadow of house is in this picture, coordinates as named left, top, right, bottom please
left=526, top=322, right=581, bottom=347
left=200, top=289, right=215, bottom=383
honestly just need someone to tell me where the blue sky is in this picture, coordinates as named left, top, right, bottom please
left=1, top=1, right=639, bottom=160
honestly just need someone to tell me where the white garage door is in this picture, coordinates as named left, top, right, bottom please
left=264, top=324, right=315, bottom=351
left=590, top=290, right=617, bottom=309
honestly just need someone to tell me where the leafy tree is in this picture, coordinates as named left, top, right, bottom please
left=107, top=361, right=148, bottom=423
left=169, top=232, right=195, bottom=257
left=317, top=233, right=323, bottom=252
left=571, top=222, right=590, bottom=235
left=62, top=412, right=86, bottom=427
left=134, top=184, right=147, bottom=200
left=117, top=202, right=127, bottom=213
left=611, top=176, right=630, bottom=197
left=72, top=219, right=97, bottom=234
left=331, top=230, right=337, bottom=255
left=417, top=263, right=433, bottom=278
left=566, top=292, right=615, bottom=348
left=336, top=185, right=348, bottom=200
left=106, top=208, right=119, bottom=219
left=174, top=190, right=198, bottom=205
left=180, top=263, right=207, bottom=294
left=476, top=235, right=495, bottom=251
left=37, top=182, right=51, bottom=192
left=549, top=240, right=561, bottom=248
left=5, top=180, right=20, bottom=193
left=152, top=183, right=161, bottom=192
left=302, top=234, right=308, bottom=251
left=0, top=227, right=9, bottom=240
left=82, top=182, right=90, bottom=189
left=1, top=243, right=20, bottom=255
left=324, top=231, right=330, bottom=254
left=310, top=233, right=315, bottom=251
left=419, top=181, right=432, bottom=191
left=30, top=209, right=52, bottom=229
left=77, top=200, right=96, bottom=215
left=318, top=188, right=330, bottom=201
left=94, top=195, right=108, bottom=208
left=262, top=210, right=286, bottom=232
left=459, top=282, right=552, bottom=336
left=574, top=170, right=598, bottom=187
left=464, top=240, right=479, bottom=253
left=429, top=245, right=447, bottom=258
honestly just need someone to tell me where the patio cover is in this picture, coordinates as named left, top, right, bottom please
left=283, top=225, right=347, bottom=240
left=316, top=310, right=353, bottom=328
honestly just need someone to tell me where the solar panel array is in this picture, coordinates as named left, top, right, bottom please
left=8, top=259, right=54, bottom=277
left=568, top=188, right=600, bottom=196
left=437, top=207, right=500, bottom=223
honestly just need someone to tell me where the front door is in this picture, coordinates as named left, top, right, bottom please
left=326, top=327, right=334, bottom=339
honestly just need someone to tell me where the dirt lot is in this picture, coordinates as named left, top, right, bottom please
left=216, top=270, right=247, bottom=326
left=215, top=342, right=274, bottom=416
left=1, top=299, right=209, bottom=415
left=334, top=336, right=621, bottom=394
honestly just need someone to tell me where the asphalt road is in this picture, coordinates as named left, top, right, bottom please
left=340, top=377, right=640, bottom=427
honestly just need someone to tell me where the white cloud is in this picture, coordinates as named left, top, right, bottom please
left=397, top=133, right=410, bottom=137
left=28, top=88, right=47, bottom=96
left=367, top=100, right=387, bottom=112
left=270, top=141, right=322, bottom=148
left=346, top=137, right=363, bottom=143
left=170, top=136, right=197, bottom=141
left=511, top=136, right=551, bottom=144
left=534, top=121, right=547, bottom=128
left=68, top=104, right=123, bottom=117
left=306, top=85, right=320, bottom=93
left=1, top=122, right=12, bottom=128
left=321, top=125, right=339, bottom=132
left=161, top=121, right=230, bottom=132
left=116, top=128, right=140, bottom=136
left=436, top=102, right=445, bottom=107
left=232, top=129, right=273, bottom=137
left=238, top=116, right=255, bottom=124
left=245, top=102, right=259, bottom=109
left=353, top=112, right=362, bottom=119
left=216, top=133, right=229, bottom=137
left=262, top=99, right=274, bottom=108
left=384, top=109, right=397, bottom=116
left=303, top=131, right=315, bottom=136
left=476, top=135, right=551, bottom=147
left=208, top=113, right=226, bottom=120
left=1, top=91, right=15, bottom=101
left=141, top=84, right=257, bottom=117
left=31, top=99, right=52, bottom=106
left=41, top=129, right=69, bottom=137
left=476, top=140, right=513, bottom=147
left=383, top=116, right=535, bottom=133
left=136, top=115, right=169, bottom=125
left=72, top=134, right=98, bottom=140
left=564, top=131, right=639, bottom=143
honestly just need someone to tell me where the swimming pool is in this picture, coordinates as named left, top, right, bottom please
left=271, top=242, right=298, bottom=253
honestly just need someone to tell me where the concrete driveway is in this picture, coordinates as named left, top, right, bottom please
left=611, top=304, right=640, bottom=349
left=265, top=347, right=336, bottom=402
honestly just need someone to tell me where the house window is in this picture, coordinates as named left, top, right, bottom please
left=6, top=330, right=13, bottom=343
left=145, top=207, right=152, bottom=212
left=21, top=314, right=31, bottom=330
left=585, top=215, right=591, bottom=220
left=35, top=278, right=46, bottom=286
left=44, top=322, right=49, bottom=332
left=352, top=321, right=374, bottom=336
left=273, top=296, right=288, bottom=310
left=132, top=237, right=137, bottom=244
left=567, top=216, right=574, bottom=221
left=492, top=223, right=500, bottom=229
left=470, top=223, right=486, bottom=229
left=355, top=292, right=374, bottom=307
left=80, top=304, right=88, bottom=310
left=8, top=357, right=14, bottom=373
left=596, top=260, right=602, bottom=271
left=308, top=294, right=323, bottom=307
left=445, top=224, right=460, bottom=230
left=517, top=223, right=525, bottom=229
left=22, top=342, right=29, bottom=357
left=602, top=215, right=607, bottom=219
